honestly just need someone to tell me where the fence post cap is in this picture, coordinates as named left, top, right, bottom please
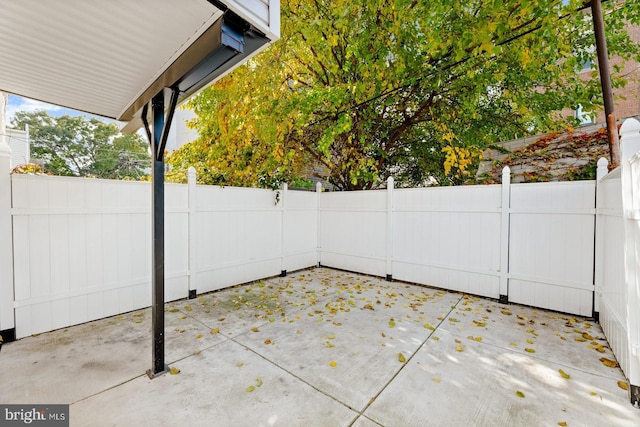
left=501, top=166, right=511, bottom=175
left=597, top=157, right=609, bottom=168
left=620, top=117, right=640, bottom=135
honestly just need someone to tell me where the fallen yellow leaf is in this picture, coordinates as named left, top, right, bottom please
left=515, top=391, right=525, bottom=398
left=525, top=348, right=535, bottom=353
left=558, top=369, right=570, bottom=379
left=456, top=345, right=463, bottom=352
left=432, top=377, right=441, bottom=383
left=472, top=320, right=486, bottom=327
left=169, top=367, right=180, bottom=375
left=618, top=380, right=629, bottom=391
left=329, top=361, right=337, bottom=367
left=210, top=327, right=220, bottom=334
left=195, top=333, right=203, bottom=339
left=251, top=327, right=259, bottom=332
left=558, top=422, right=567, bottom=426
left=246, top=385, right=255, bottom=392
left=600, top=357, right=619, bottom=368
left=264, top=339, right=272, bottom=345
left=256, top=377, right=263, bottom=388
left=398, top=353, right=406, bottom=363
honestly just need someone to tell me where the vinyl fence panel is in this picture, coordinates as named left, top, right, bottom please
left=11, top=176, right=158, bottom=338
left=193, top=185, right=283, bottom=293
left=508, top=181, right=596, bottom=316
left=319, top=190, right=387, bottom=277
left=595, top=168, right=629, bottom=380
left=392, top=185, right=502, bottom=298
left=282, top=188, right=318, bottom=273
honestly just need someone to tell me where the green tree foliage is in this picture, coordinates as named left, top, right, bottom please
left=169, top=0, right=640, bottom=189
left=11, top=110, right=150, bottom=179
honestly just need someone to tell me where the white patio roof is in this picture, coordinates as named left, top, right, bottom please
left=0, top=0, right=279, bottom=128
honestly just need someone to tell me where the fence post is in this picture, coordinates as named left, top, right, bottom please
left=316, top=182, right=322, bottom=267
left=619, top=118, right=640, bottom=405
left=0, top=91, right=15, bottom=342
left=280, top=183, right=288, bottom=277
left=499, top=166, right=511, bottom=303
left=187, top=167, right=197, bottom=299
left=597, top=157, right=609, bottom=181
left=593, top=157, right=609, bottom=317
left=386, top=177, right=394, bottom=281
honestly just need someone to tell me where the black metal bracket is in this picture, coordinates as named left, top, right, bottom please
left=280, top=270, right=287, bottom=277
left=142, top=87, right=180, bottom=162
left=386, top=274, right=393, bottom=282
left=499, top=295, right=509, bottom=304
left=189, top=289, right=197, bottom=300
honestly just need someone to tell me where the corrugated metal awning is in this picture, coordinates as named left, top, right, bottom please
left=0, top=0, right=278, bottom=127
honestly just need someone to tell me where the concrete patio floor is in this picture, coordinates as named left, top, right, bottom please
left=1, top=267, right=639, bottom=426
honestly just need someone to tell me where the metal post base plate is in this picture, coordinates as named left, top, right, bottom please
left=146, top=365, right=170, bottom=379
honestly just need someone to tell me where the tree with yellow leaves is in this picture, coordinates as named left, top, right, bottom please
left=168, top=0, right=640, bottom=189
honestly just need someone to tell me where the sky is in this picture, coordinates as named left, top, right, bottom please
left=6, top=93, right=198, bottom=151
left=6, top=94, right=112, bottom=126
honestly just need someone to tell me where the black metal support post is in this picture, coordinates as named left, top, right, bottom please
left=143, top=87, right=179, bottom=379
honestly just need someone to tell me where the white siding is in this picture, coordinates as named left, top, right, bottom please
left=7, top=127, right=29, bottom=167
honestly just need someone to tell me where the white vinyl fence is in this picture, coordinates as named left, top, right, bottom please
left=318, top=173, right=596, bottom=316
left=6, top=171, right=318, bottom=338
left=1, top=118, right=639, bottom=403
left=596, top=119, right=640, bottom=403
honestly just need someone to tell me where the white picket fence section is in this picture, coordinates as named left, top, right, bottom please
left=1, top=118, right=640, bottom=402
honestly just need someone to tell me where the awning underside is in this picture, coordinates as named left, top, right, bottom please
left=0, top=0, right=274, bottom=127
